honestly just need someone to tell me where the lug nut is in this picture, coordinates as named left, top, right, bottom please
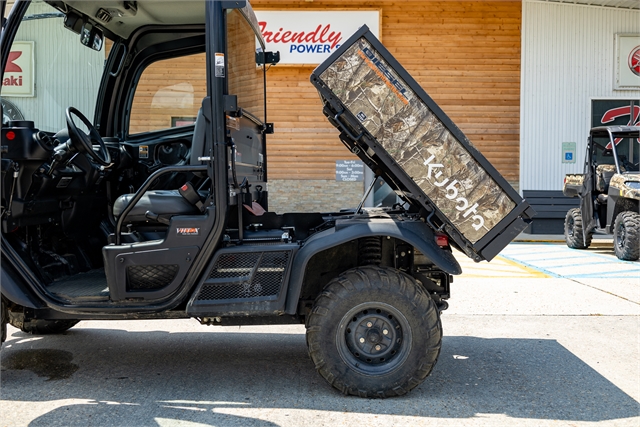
left=375, top=345, right=381, bottom=351
left=383, top=329, right=389, bottom=335
left=366, top=322, right=373, bottom=327
left=359, top=337, right=365, bottom=343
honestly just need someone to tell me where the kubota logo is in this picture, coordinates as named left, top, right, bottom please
left=423, top=154, right=485, bottom=231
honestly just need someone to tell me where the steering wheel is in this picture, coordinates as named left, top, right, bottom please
left=65, top=106, right=111, bottom=166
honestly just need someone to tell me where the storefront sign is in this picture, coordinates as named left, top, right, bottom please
left=2, top=41, right=35, bottom=97
left=255, top=11, right=379, bottom=65
left=592, top=99, right=640, bottom=144
left=592, top=99, right=639, bottom=127
left=336, top=160, right=364, bottom=182
left=615, top=34, right=640, bottom=89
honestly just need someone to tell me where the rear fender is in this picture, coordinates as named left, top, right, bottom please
left=284, top=219, right=461, bottom=314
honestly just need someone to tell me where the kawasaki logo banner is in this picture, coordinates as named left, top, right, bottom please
left=2, top=42, right=35, bottom=97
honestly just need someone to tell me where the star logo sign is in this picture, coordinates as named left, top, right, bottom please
left=629, top=45, right=640, bottom=77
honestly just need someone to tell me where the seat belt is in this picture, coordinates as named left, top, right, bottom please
left=178, top=182, right=205, bottom=212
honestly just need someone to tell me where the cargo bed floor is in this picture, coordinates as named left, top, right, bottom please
left=47, top=269, right=109, bottom=299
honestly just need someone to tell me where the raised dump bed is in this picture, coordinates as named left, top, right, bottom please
left=311, top=25, right=535, bottom=262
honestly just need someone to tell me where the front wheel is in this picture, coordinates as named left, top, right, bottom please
left=1, top=299, right=7, bottom=346
left=613, top=211, right=640, bottom=261
left=10, top=316, right=80, bottom=335
left=565, top=208, right=592, bottom=249
left=306, top=267, right=442, bottom=398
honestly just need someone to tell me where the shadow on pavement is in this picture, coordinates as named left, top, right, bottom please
left=1, top=327, right=638, bottom=426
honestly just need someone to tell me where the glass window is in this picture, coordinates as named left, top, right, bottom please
left=227, top=9, right=266, bottom=121
left=2, top=1, right=106, bottom=132
left=129, top=52, right=206, bottom=134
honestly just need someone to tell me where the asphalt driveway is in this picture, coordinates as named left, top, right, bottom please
left=1, top=242, right=638, bottom=427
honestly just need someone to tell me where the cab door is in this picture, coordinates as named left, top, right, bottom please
left=225, top=9, right=269, bottom=205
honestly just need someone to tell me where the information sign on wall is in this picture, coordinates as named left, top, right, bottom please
left=562, top=142, right=576, bottom=163
left=615, top=34, right=640, bottom=89
left=255, top=11, right=379, bottom=65
left=2, top=41, right=35, bottom=97
left=336, top=160, right=364, bottom=182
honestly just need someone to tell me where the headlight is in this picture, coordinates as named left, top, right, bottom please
left=625, top=181, right=640, bottom=190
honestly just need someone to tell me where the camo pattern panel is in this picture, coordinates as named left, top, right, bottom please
left=319, top=37, right=515, bottom=243
left=595, top=164, right=617, bottom=192
left=609, top=174, right=640, bottom=200
left=563, top=174, right=584, bottom=197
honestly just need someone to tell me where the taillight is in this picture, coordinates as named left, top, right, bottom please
left=435, top=234, right=449, bottom=247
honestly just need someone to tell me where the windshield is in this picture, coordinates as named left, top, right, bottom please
left=593, top=136, right=639, bottom=172
left=1, top=1, right=106, bottom=132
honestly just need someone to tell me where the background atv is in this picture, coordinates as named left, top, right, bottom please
left=563, top=126, right=640, bottom=260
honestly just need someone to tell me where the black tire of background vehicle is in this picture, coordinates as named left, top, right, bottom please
left=613, top=211, right=640, bottom=261
left=306, top=266, right=442, bottom=398
left=16, top=319, right=80, bottom=335
left=1, top=299, right=7, bottom=345
left=565, top=208, right=592, bottom=249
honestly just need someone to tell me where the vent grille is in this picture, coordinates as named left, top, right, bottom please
left=96, top=8, right=113, bottom=23
left=209, top=253, right=261, bottom=279
left=198, top=251, right=290, bottom=301
left=127, top=264, right=179, bottom=291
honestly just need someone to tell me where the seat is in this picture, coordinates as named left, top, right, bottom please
left=113, top=108, right=208, bottom=223
left=595, top=164, right=616, bottom=193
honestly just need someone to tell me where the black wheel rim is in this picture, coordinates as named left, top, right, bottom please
left=567, top=216, right=575, bottom=237
left=336, top=302, right=412, bottom=375
left=616, top=222, right=626, bottom=250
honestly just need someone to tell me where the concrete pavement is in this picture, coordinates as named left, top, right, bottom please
left=1, top=241, right=638, bottom=427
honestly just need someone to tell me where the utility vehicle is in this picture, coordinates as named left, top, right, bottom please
left=1, top=0, right=533, bottom=397
left=563, top=126, right=640, bottom=260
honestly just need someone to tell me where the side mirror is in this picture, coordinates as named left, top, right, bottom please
left=80, top=22, right=104, bottom=51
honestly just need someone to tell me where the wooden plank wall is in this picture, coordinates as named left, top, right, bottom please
left=252, top=0, right=521, bottom=186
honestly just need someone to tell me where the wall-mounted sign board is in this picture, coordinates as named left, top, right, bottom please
left=255, top=11, right=380, bottom=65
left=2, top=41, right=35, bottom=97
left=336, top=160, right=364, bottom=182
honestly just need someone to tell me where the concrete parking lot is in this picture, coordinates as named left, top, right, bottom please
left=1, top=241, right=639, bottom=427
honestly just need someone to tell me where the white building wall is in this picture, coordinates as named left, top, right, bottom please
left=2, top=1, right=104, bottom=133
left=520, top=0, right=640, bottom=192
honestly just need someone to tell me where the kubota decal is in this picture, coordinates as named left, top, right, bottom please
left=423, top=154, right=485, bottom=231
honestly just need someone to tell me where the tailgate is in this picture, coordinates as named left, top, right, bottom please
left=310, top=25, right=534, bottom=262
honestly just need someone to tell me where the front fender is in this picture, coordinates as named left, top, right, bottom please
left=1, top=264, right=44, bottom=309
left=284, top=219, right=461, bottom=314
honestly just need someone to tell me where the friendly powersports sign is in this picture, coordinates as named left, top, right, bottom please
left=255, top=11, right=379, bottom=65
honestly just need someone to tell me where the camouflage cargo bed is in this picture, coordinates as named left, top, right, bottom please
left=310, top=25, right=535, bottom=262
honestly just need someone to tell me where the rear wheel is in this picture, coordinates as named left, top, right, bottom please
left=306, top=267, right=442, bottom=398
left=565, top=208, right=592, bottom=249
left=613, top=211, right=640, bottom=261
